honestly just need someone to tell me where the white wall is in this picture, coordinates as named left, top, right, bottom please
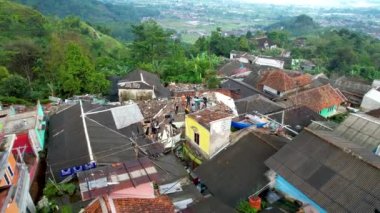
left=238, top=57, right=250, bottom=64
left=119, top=89, right=154, bottom=101
left=209, top=118, right=232, bottom=157
left=361, top=89, right=380, bottom=112
left=263, top=85, right=281, bottom=97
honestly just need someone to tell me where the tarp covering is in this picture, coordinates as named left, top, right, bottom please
left=111, top=104, right=144, bottom=129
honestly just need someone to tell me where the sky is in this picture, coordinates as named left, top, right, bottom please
left=238, top=0, right=380, bottom=8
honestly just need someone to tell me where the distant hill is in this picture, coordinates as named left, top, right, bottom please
left=0, top=0, right=123, bottom=54
left=12, top=0, right=160, bottom=40
left=0, top=0, right=131, bottom=101
left=266, top=14, right=320, bottom=36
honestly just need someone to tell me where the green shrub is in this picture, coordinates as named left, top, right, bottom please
left=0, top=96, right=32, bottom=105
left=236, top=200, right=257, bottom=213
left=43, top=181, right=77, bottom=199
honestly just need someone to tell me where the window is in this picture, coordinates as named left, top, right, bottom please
left=194, top=133, right=200, bottom=145
left=3, top=174, right=10, bottom=185
left=277, top=91, right=281, bottom=95
left=7, top=166, right=13, bottom=177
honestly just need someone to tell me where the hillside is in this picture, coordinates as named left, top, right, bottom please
left=13, top=0, right=160, bottom=40
left=0, top=0, right=129, bottom=102
left=267, top=14, right=320, bottom=36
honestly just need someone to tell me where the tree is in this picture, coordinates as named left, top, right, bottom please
left=239, top=37, right=250, bottom=51
left=0, top=66, right=9, bottom=80
left=246, top=31, right=253, bottom=39
left=130, top=20, right=172, bottom=64
left=207, top=76, right=220, bottom=89
left=0, top=75, right=30, bottom=99
left=4, top=40, right=41, bottom=89
left=267, top=30, right=289, bottom=48
left=58, top=43, right=109, bottom=96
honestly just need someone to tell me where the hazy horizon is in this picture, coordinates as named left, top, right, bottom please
left=236, top=0, right=380, bottom=8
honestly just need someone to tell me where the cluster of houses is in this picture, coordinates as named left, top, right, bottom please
left=1, top=46, right=380, bottom=213
left=0, top=102, right=46, bottom=213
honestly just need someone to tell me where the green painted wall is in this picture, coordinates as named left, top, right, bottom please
left=35, top=102, right=46, bottom=149
left=320, top=105, right=337, bottom=118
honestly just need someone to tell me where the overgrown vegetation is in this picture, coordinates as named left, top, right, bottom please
left=1, top=1, right=379, bottom=105
left=0, top=1, right=128, bottom=101
left=38, top=180, right=77, bottom=212
left=267, top=14, right=320, bottom=36
left=291, top=29, right=380, bottom=80
left=13, top=0, right=160, bottom=41
left=43, top=181, right=76, bottom=198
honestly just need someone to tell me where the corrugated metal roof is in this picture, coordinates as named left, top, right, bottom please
left=333, top=113, right=380, bottom=152
left=265, top=129, right=380, bottom=212
left=195, top=132, right=286, bottom=207
left=78, top=157, right=158, bottom=201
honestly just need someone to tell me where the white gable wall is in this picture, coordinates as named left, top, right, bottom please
left=361, top=89, right=380, bottom=112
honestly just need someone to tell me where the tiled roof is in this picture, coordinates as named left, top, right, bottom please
left=258, top=69, right=312, bottom=92
left=218, top=61, right=253, bottom=77
left=333, top=76, right=372, bottom=95
left=288, top=84, right=347, bottom=112
left=84, top=196, right=175, bottom=213
left=187, top=106, right=233, bottom=129
left=221, top=78, right=268, bottom=99
left=212, top=89, right=241, bottom=100
left=367, top=108, right=380, bottom=118
left=235, top=94, right=284, bottom=115
left=265, top=129, right=380, bottom=212
left=184, top=197, right=237, bottom=213
left=268, top=106, right=326, bottom=132
left=113, top=196, right=174, bottom=213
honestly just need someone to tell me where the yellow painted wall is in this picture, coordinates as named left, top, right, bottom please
left=0, top=153, right=17, bottom=187
left=185, top=116, right=211, bottom=155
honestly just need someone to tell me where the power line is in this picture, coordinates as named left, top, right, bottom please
left=47, top=141, right=134, bottom=166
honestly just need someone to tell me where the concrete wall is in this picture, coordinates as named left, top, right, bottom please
left=238, top=57, right=250, bottom=64
left=361, top=90, right=380, bottom=112
left=119, top=89, right=155, bottom=101
left=209, top=118, right=232, bottom=157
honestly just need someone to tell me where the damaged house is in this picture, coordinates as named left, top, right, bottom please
left=184, top=106, right=234, bottom=164
left=118, top=70, right=170, bottom=101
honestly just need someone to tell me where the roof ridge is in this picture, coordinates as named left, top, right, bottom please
left=351, top=113, right=380, bottom=125
left=304, top=128, right=380, bottom=170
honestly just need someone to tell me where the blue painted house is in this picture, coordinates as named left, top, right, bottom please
left=265, top=128, right=380, bottom=212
